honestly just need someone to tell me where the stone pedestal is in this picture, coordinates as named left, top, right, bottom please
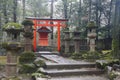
left=5, top=43, right=21, bottom=77
left=23, top=25, right=33, bottom=52
left=89, top=38, right=96, bottom=52
left=64, top=31, right=70, bottom=53
left=6, top=51, right=17, bottom=77
left=24, top=38, right=32, bottom=51
left=73, top=32, right=81, bottom=53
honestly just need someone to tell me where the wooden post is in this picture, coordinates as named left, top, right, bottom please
left=57, top=22, right=61, bottom=52
left=33, top=20, right=37, bottom=51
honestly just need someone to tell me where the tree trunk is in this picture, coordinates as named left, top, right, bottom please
left=107, top=0, right=113, bottom=38
left=63, top=0, right=68, bottom=30
left=13, top=0, right=17, bottom=22
left=112, top=0, right=120, bottom=59
left=22, top=0, right=25, bottom=20
left=88, top=0, right=92, bottom=22
left=3, top=0, right=8, bottom=23
left=50, top=0, right=54, bottom=39
left=77, top=0, right=81, bottom=30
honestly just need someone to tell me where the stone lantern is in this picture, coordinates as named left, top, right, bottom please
left=2, top=22, right=22, bottom=77
left=64, top=31, right=70, bottom=54
left=87, top=21, right=97, bottom=52
left=73, top=31, right=81, bottom=53
left=22, top=19, right=34, bottom=51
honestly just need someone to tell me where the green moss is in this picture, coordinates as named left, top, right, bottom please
left=111, top=39, right=120, bottom=59
left=23, top=32, right=33, bottom=39
left=19, top=51, right=36, bottom=64
left=108, top=72, right=118, bottom=80
left=34, top=60, right=46, bottom=68
left=3, top=22, right=22, bottom=29
left=2, top=42, right=21, bottom=50
left=22, top=19, right=34, bottom=26
left=19, top=63, right=37, bottom=73
left=1, top=42, right=8, bottom=49
left=71, top=51, right=87, bottom=59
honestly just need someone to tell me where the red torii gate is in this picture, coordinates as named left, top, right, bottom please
left=26, top=17, right=68, bottom=52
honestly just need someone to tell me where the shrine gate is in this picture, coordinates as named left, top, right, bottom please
left=26, top=17, right=68, bottom=52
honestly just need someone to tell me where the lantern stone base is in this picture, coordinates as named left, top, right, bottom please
left=6, top=63, right=17, bottom=77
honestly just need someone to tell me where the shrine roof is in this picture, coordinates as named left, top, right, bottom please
left=37, top=27, right=52, bottom=33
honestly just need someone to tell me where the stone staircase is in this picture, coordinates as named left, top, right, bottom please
left=36, top=51, right=105, bottom=77
left=42, top=63, right=104, bottom=77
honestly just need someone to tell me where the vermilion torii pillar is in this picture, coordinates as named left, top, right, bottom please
left=26, top=17, right=68, bottom=52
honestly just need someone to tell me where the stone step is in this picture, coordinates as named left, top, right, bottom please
left=35, top=51, right=59, bottom=57
left=42, top=68, right=105, bottom=77
left=45, top=63, right=96, bottom=69
left=36, top=46, right=56, bottom=52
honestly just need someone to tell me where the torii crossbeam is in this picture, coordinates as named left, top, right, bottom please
left=26, top=17, right=68, bottom=52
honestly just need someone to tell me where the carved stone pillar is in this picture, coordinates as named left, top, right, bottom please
left=22, top=20, right=34, bottom=52
left=73, top=32, right=81, bottom=53
left=24, top=37, right=33, bottom=51
left=64, top=31, right=70, bottom=53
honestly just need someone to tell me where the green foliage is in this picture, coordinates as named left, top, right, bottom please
left=82, top=51, right=102, bottom=60
left=19, top=51, right=36, bottom=64
left=112, top=38, right=120, bottom=59
left=108, top=72, right=118, bottom=80
left=0, top=64, right=5, bottom=71
left=71, top=51, right=87, bottom=59
left=96, top=60, right=108, bottom=69
left=71, top=51, right=102, bottom=60
left=1, top=42, right=8, bottom=49
left=1, top=42, right=21, bottom=50
left=96, top=59, right=120, bottom=69
left=19, top=63, right=37, bottom=73
left=22, top=19, right=34, bottom=26
left=34, top=60, right=46, bottom=68
left=32, top=73, right=48, bottom=78
left=103, top=52, right=114, bottom=60
left=3, top=22, right=22, bottom=29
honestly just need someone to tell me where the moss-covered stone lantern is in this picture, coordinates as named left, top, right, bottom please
left=2, top=22, right=23, bottom=77
left=22, top=19, right=34, bottom=51
left=73, top=31, right=81, bottom=53
left=3, top=22, right=23, bottom=42
left=87, top=21, right=97, bottom=52
left=64, top=31, right=70, bottom=55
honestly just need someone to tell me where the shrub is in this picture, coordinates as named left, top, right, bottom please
left=19, top=51, right=36, bottom=64
left=34, top=60, right=46, bottom=68
left=96, top=59, right=120, bottom=69
left=82, top=51, right=102, bottom=60
left=71, top=51, right=87, bottom=59
left=108, top=72, right=118, bottom=80
left=19, top=63, right=37, bottom=73
left=32, top=73, right=48, bottom=78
